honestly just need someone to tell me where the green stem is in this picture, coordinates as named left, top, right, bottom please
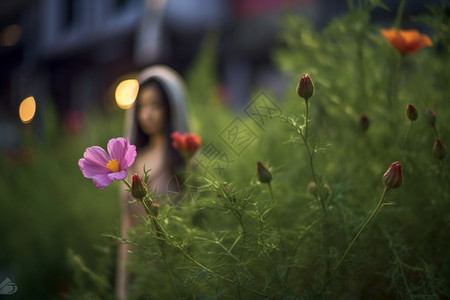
left=161, top=250, right=180, bottom=298
left=432, top=125, right=439, bottom=139
left=305, top=100, right=309, bottom=141
left=257, top=211, right=293, bottom=295
left=150, top=212, right=268, bottom=298
left=440, top=160, right=450, bottom=197
left=388, top=53, right=403, bottom=109
left=122, top=179, right=131, bottom=190
left=267, top=182, right=274, bottom=200
left=394, top=0, right=407, bottom=29
left=318, top=186, right=390, bottom=296
left=401, top=121, right=412, bottom=148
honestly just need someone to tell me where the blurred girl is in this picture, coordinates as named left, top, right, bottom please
left=116, top=65, right=189, bottom=299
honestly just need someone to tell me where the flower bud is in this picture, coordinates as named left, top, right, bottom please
left=382, top=161, right=402, bottom=189
left=359, top=114, right=370, bottom=132
left=433, top=138, right=446, bottom=160
left=171, top=132, right=201, bottom=159
left=307, top=181, right=330, bottom=201
left=296, top=73, right=315, bottom=101
left=131, top=174, right=148, bottom=199
left=406, top=104, right=418, bottom=121
left=256, top=161, right=272, bottom=184
left=425, top=108, right=436, bottom=127
left=152, top=203, right=160, bottom=217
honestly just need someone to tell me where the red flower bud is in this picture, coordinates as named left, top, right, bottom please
left=256, top=161, right=272, bottom=183
left=131, top=174, right=148, bottom=199
left=433, top=139, right=446, bottom=160
left=296, top=73, right=315, bottom=101
left=406, top=104, right=418, bottom=121
left=382, top=161, right=402, bottom=189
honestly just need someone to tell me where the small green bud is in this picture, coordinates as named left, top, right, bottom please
left=307, top=181, right=330, bottom=201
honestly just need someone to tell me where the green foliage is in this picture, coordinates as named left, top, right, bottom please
left=112, top=4, right=450, bottom=299
left=3, top=3, right=450, bottom=299
left=0, top=109, right=124, bottom=299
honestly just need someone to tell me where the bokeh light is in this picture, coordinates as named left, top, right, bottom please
left=19, top=96, right=36, bottom=124
left=1, top=24, right=22, bottom=47
left=115, top=79, right=139, bottom=109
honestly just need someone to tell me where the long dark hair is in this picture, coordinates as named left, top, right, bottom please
left=133, top=78, right=185, bottom=174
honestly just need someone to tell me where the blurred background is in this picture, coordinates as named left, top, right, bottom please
left=0, top=0, right=444, bottom=299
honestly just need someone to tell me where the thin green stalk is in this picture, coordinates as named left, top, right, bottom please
left=440, top=160, right=450, bottom=197
left=432, top=125, right=439, bottom=139
left=305, top=100, right=310, bottom=141
left=318, top=186, right=390, bottom=296
left=401, top=121, right=412, bottom=147
left=161, top=251, right=180, bottom=298
left=138, top=194, right=180, bottom=298
left=283, top=220, right=317, bottom=281
left=268, top=182, right=274, bottom=200
left=388, top=52, right=403, bottom=109
left=394, top=0, right=407, bottom=29
left=151, top=214, right=268, bottom=298
left=257, top=212, right=293, bottom=295
left=122, top=179, right=131, bottom=190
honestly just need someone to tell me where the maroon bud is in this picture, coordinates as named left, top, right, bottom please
left=359, top=114, right=370, bottom=132
left=406, top=104, right=418, bottom=121
left=425, top=108, right=436, bottom=127
left=433, top=139, right=446, bottom=160
left=256, top=161, right=272, bottom=184
left=382, top=161, right=402, bottom=189
left=296, top=73, right=315, bottom=101
left=131, top=174, right=148, bottom=199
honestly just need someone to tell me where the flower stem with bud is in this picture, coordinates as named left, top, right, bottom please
left=318, top=186, right=390, bottom=296
left=318, top=161, right=402, bottom=296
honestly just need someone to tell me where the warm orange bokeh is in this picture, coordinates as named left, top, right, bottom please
left=381, top=29, right=433, bottom=54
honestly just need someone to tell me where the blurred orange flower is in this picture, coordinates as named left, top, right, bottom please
left=381, top=29, right=432, bottom=54
left=171, top=131, right=201, bottom=159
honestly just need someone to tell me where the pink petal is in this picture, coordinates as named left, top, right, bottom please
left=108, top=138, right=126, bottom=165
left=79, top=158, right=107, bottom=178
left=78, top=147, right=111, bottom=178
left=108, top=170, right=128, bottom=181
left=92, top=174, right=113, bottom=189
left=107, top=137, right=136, bottom=170
left=84, top=146, right=111, bottom=165
left=121, top=142, right=136, bottom=169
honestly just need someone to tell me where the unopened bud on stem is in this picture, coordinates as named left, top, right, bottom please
left=433, top=139, right=446, bottom=160
left=406, top=104, right=418, bottom=121
left=131, top=174, right=148, bottom=199
left=382, top=161, right=402, bottom=189
left=256, top=161, right=272, bottom=184
left=296, top=73, right=315, bottom=101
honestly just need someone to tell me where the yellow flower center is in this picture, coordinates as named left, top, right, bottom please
left=106, top=159, right=120, bottom=173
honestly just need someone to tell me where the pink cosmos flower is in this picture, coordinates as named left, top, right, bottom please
left=78, top=137, right=137, bottom=189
